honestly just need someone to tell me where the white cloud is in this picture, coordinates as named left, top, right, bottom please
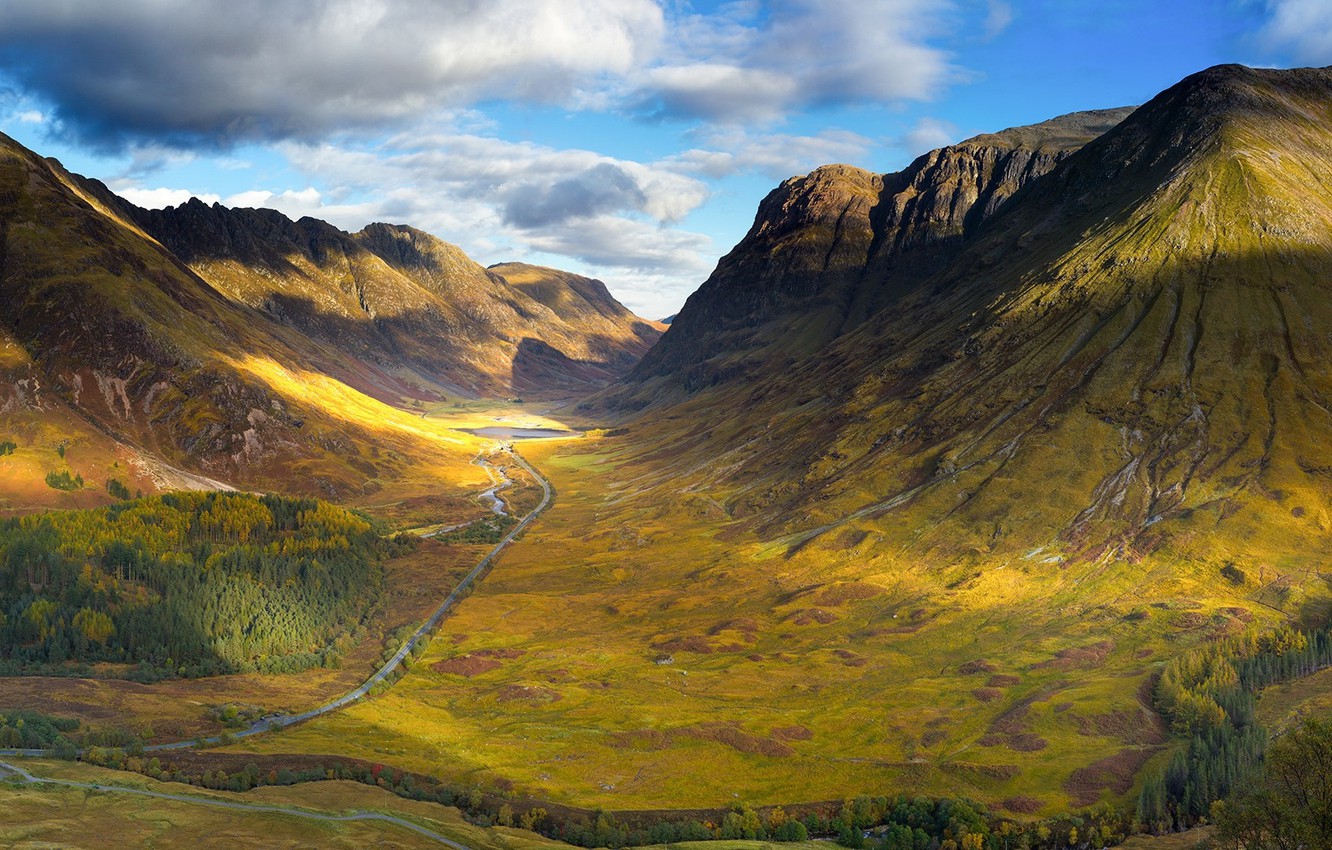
left=1258, top=0, right=1332, bottom=62
left=983, top=1, right=1013, bottom=40
left=223, top=187, right=324, bottom=218
left=16, top=110, right=45, bottom=124
left=900, top=117, right=959, bottom=156
left=116, top=187, right=222, bottom=208
left=637, top=0, right=960, bottom=122
left=667, top=128, right=873, bottom=179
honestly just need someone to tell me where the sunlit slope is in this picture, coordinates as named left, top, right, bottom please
left=0, top=132, right=485, bottom=505
left=121, top=201, right=661, bottom=400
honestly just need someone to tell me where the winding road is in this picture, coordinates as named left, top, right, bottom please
left=0, top=758, right=469, bottom=848
left=0, top=445, right=553, bottom=755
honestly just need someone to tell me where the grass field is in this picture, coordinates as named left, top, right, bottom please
left=0, top=759, right=833, bottom=850
left=0, top=758, right=556, bottom=849
left=221, top=432, right=1303, bottom=816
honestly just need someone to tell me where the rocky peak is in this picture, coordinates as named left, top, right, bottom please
left=617, top=106, right=1133, bottom=404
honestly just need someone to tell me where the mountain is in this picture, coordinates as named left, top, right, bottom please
left=669, top=65, right=1332, bottom=568
left=610, top=107, right=1134, bottom=406
left=0, top=131, right=656, bottom=511
left=119, top=200, right=661, bottom=400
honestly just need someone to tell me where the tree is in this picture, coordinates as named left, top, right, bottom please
left=1214, top=717, right=1332, bottom=850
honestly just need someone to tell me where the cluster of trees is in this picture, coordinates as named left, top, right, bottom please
left=0, top=492, right=398, bottom=677
left=0, top=709, right=79, bottom=750
left=1213, top=717, right=1332, bottom=850
left=435, top=514, right=516, bottom=545
left=44, top=470, right=83, bottom=490
left=1139, top=624, right=1332, bottom=831
left=0, top=440, right=15, bottom=456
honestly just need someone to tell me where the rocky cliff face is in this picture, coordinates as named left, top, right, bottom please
left=616, top=108, right=1133, bottom=404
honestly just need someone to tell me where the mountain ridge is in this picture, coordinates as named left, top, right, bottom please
left=610, top=105, right=1136, bottom=407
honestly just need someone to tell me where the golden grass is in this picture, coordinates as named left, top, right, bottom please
left=0, top=759, right=564, bottom=850
left=223, top=437, right=1250, bottom=815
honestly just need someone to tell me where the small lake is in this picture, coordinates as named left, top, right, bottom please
left=462, top=426, right=578, bottom=439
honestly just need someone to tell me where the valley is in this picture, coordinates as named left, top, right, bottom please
left=2, top=59, right=1332, bottom=850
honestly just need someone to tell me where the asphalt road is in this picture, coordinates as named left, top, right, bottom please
left=0, top=758, right=470, bottom=848
left=1, top=445, right=553, bottom=756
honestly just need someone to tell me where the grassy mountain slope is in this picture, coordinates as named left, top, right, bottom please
left=0, top=131, right=487, bottom=509
left=241, top=66, right=1332, bottom=815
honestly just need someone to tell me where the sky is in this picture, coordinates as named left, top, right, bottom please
left=0, top=1, right=1327, bottom=320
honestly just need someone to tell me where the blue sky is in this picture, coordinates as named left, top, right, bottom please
left=0, top=0, right=1327, bottom=319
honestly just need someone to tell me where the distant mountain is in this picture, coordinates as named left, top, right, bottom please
left=609, top=107, right=1134, bottom=407
left=0, top=131, right=657, bottom=507
left=118, top=199, right=660, bottom=400
left=660, top=314, right=676, bottom=325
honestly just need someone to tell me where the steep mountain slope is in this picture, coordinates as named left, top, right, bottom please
left=0, top=132, right=486, bottom=507
left=613, top=107, right=1134, bottom=404
left=121, top=201, right=660, bottom=400
left=664, top=64, right=1332, bottom=574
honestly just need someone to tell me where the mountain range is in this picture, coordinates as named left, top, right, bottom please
left=0, top=134, right=658, bottom=509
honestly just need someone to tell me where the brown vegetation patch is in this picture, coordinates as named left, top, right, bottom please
left=686, top=723, right=794, bottom=758
left=958, top=659, right=997, bottom=675
left=431, top=655, right=503, bottom=677
left=834, top=649, right=869, bottom=667
left=707, top=618, right=760, bottom=639
left=1054, top=702, right=1074, bottom=713
left=978, top=734, right=1005, bottom=747
left=834, top=529, right=869, bottom=550
left=1222, top=606, right=1254, bottom=623
left=921, top=729, right=948, bottom=747
left=986, top=674, right=1021, bottom=687
left=1001, top=796, right=1045, bottom=815
left=496, top=684, right=561, bottom=704
left=1034, top=640, right=1114, bottom=670
left=1174, top=612, right=1207, bottom=630
left=1073, top=708, right=1167, bottom=745
left=973, top=688, right=1003, bottom=703
left=652, top=635, right=714, bottom=654
left=1064, top=747, right=1160, bottom=807
left=1008, top=733, right=1049, bottom=752
left=814, top=582, right=884, bottom=607
left=787, top=608, right=839, bottom=626
left=472, top=648, right=525, bottom=659
left=611, top=722, right=796, bottom=758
